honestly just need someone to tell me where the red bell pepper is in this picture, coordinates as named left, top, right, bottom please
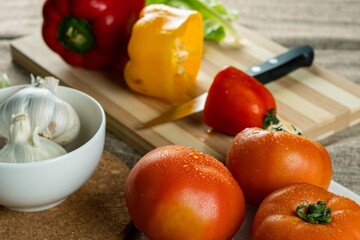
left=203, top=66, right=279, bottom=136
left=42, top=0, right=145, bottom=70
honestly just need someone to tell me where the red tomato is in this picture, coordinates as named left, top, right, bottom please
left=226, top=128, right=332, bottom=205
left=125, top=145, right=246, bottom=240
left=252, top=183, right=360, bottom=240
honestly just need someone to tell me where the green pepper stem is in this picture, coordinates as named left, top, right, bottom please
left=296, top=201, right=332, bottom=224
left=57, top=16, right=95, bottom=54
left=263, top=108, right=279, bottom=129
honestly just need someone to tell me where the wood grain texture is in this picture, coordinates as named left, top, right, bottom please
left=10, top=25, right=360, bottom=162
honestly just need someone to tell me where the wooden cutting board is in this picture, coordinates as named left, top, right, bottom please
left=10, top=25, right=360, bottom=161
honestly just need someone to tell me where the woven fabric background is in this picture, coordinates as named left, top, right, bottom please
left=0, top=0, right=359, bottom=196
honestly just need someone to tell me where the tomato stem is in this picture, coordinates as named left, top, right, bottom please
left=263, top=109, right=279, bottom=129
left=296, top=201, right=332, bottom=224
left=271, top=124, right=302, bottom=136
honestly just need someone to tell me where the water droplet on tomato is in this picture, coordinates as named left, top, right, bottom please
left=189, top=152, right=199, bottom=159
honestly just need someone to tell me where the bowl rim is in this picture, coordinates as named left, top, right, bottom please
left=0, top=85, right=106, bottom=167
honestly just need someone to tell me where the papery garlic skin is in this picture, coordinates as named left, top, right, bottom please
left=0, top=113, right=67, bottom=163
left=0, top=76, right=80, bottom=146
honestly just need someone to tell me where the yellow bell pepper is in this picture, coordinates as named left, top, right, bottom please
left=124, top=4, right=204, bottom=102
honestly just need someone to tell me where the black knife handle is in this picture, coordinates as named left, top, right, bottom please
left=244, top=45, right=314, bottom=84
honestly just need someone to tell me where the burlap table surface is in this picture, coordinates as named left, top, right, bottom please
left=0, top=0, right=359, bottom=213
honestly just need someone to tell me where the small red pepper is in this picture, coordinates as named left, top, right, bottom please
left=203, top=66, right=278, bottom=135
left=42, top=0, right=145, bottom=70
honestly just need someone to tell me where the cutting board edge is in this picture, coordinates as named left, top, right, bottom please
left=302, top=109, right=360, bottom=140
left=106, top=116, right=156, bottom=155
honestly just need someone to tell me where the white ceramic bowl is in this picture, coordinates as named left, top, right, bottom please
left=0, top=85, right=106, bottom=212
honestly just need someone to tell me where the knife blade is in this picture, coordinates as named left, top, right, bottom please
left=138, top=45, right=314, bottom=129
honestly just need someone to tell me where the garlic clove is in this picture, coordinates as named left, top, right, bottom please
left=9, top=113, right=31, bottom=143
left=0, top=113, right=67, bottom=163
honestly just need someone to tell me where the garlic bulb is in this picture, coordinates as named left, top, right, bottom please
left=0, top=113, right=67, bottom=163
left=0, top=75, right=80, bottom=146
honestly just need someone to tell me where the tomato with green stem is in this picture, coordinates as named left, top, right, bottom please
left=226, top=127, right=332, bottom=205
left=252, top=183, right=360, bottom=240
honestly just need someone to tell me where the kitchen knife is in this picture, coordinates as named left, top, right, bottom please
left=138, top=45, right=314, bottom=129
